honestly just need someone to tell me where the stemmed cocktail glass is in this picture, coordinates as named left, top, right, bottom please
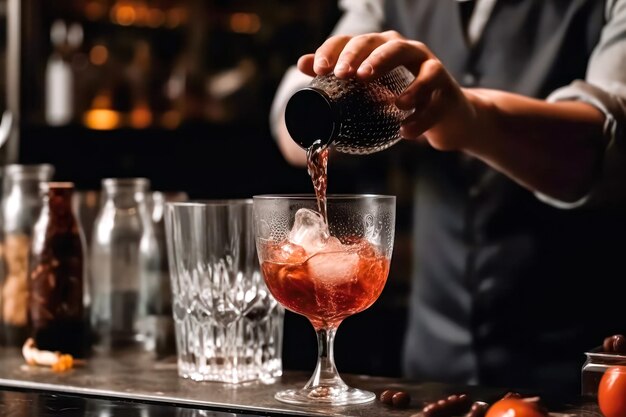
left=253, top=194, right=395, bottom=406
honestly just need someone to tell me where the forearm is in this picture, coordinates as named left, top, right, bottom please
left=455, top=89, right=606, bottom=202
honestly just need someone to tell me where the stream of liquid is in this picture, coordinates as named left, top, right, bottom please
left=305, top=140, right=330, bottom=224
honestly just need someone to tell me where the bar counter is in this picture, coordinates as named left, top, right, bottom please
left=0, top=347, right=601, bottom=417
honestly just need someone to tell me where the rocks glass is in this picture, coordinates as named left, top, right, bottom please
left=164, top=200, right=284, bottom=383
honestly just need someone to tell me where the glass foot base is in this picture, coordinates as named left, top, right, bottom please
left=275, top=386, right=375, bottom=406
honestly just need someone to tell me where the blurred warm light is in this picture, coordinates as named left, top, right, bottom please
left=165, top=7, right=187, bottom=28
left=134, top=3, right=149, bottom=26
left=112, top=4, right=136, bottom=26
left=89, top=45, right=109, bottom=66
left=147, top=8, right=165, bottom=28
left=93, top=94, right=112, bottom=109
left=84, top=93, right=120, bottom=130
left=84, top=109, right=121, bottom=130
left=229, top=13, right=261, bottom=34
left=85, top=1, right=106, bottom=21
left=129, top=103, right=153, bottom=129
left=108, top=2, right=185, bottom=28
left=160, top=110, right=182, bottom=130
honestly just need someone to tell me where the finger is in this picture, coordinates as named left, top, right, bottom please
left=356, top=40, right=432, bottom=80
left=313, top=35, right=353, bottom=75
left=404, top=134, right=429, bottom=145
left=400, top=83, right=449, bottom=138
left=333, top=33, right=389, bottom=78
left=400, top=90, right=445, bottom=139
left=297, top=54, right=316, bottom=77
left=396, top=59, right=449, bottom=110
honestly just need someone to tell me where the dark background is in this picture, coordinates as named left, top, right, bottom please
left=10, top=0, right=417, bottom=378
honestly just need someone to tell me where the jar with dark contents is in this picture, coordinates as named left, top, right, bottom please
left=29, top=182, right=86, bottom=357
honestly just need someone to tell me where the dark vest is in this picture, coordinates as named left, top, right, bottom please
left=385, top=0, right=624, bottom=396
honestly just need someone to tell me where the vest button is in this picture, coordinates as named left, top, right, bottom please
left=462, top=72, right=478, bottom=87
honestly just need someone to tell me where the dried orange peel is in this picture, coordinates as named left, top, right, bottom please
left=22, top=338, right=80, bottom=372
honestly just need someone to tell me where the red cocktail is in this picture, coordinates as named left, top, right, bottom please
left=261, top=239, right=389, bottom=330
left=253, top=195, right=395, bottom=406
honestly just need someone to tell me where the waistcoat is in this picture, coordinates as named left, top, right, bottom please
left=385, top=0, right=623, bottom=395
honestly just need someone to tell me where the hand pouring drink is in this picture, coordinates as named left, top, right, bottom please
left=253, top=68, right=407, bottom=406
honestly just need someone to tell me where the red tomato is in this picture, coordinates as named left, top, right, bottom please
left=598, top=365, right=626, bottom=417
left=485, top=398, right=547, bottom=417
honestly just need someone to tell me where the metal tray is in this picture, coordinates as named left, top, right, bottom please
left=0, top=347, right=438, bottom=416
left=0, top=347, right=602, bottom=417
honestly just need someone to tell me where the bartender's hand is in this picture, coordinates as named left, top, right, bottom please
left=297, top=31, right=484, bottom=152
left=298, top=31, right=607, bottom=203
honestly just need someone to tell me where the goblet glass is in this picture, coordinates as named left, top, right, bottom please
left=253, top=194, right=395, bottom=406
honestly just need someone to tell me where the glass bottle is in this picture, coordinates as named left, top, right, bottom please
left=0, top=164, right=54, bottom=347
left=285, top=65, right=415, bottom=154
left=29, top=182, right=86, bottom=357
left=90, top=178, right=157, bottom=351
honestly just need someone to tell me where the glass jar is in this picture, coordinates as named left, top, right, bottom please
left=29, top=182, right=86, bottom=357
left=90, top=178, right=158, bottom=351
left=0, top=164, right=54, bottom=346
left=581, top=347, right=626, bottom=398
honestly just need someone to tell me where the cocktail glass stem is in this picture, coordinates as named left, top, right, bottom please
left=273, top=324, right=374, bottom=405
left=302, top=327, right=348, bottom=396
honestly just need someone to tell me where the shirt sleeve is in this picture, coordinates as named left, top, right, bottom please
left=537, top=0, right=626, bottom=208
left=269, top=0, right=385, bottom=141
